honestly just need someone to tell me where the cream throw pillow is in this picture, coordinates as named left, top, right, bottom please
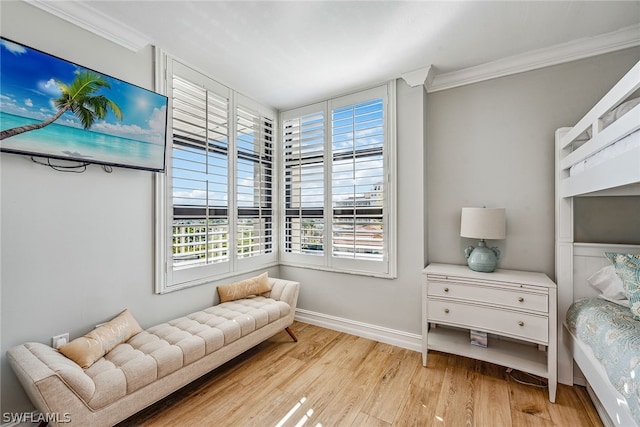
left=217, top=272, right=271, bottom=303
left=59, top=309, right=142, bottom=369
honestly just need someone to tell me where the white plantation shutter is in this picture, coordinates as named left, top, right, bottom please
left=171, top=69, right=230, bottom=280
left=236, top=96, right=274, bottom=262
left=331, top=97, right=385, bottom=261
left=282, top=104, right=326, bottom=265
left=280, top=83, right=395, bottom=277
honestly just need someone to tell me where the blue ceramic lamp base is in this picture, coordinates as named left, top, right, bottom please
left=464, top=240, right=501, bottom=272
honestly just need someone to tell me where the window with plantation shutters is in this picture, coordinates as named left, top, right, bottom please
left=280, top=83, right=396, bottom=277
left=171, top=74, right=230, bottom=271
left=236, top=99, right=274, bottom=260
left=282, top=108, right=325, bottom=261
left=331, top=98, right=384, bottom=261
left=156, top=56, right=277, bottom=293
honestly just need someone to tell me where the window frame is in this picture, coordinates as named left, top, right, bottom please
left=279, top=82, right=397, bottom=278
left=155, top=51, right=277, bottom=294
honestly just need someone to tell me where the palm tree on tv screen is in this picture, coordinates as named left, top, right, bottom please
left=0, top=70, right=123, bottom=140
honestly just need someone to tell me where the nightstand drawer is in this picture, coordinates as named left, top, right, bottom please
left=428, top=281, right=548, bottom=313
left=428, top=299, right=548, bottom=343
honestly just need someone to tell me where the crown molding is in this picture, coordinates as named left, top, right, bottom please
left=427, top=24, right=640, bottom=93
left=25, top=0, right=152, bottom=51
left=401, top=66, right=434, bottom=88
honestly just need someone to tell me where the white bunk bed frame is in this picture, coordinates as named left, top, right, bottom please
left=556, top=59, right=640, bottom=427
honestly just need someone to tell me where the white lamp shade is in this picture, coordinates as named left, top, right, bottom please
left=460, top=207, right=506, bottom=240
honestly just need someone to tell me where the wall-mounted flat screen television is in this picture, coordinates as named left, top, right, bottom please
left=0, top=37, right=168, bottom=172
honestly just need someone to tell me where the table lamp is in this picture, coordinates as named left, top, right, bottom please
left=460, top=207, right=506, bottom=272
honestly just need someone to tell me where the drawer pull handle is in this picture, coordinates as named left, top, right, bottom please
left=444, top=308, right=450, bottom=314
left=518, top=321, right=524, bottom=327
left=518, top=297, right=524, bottom=303
left=444, top=288, right=449, bottom=292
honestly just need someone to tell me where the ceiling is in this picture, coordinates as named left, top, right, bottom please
left=32, top=1, right=640, bottom=110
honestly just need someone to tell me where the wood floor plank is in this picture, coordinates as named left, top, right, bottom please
left=433, top=361, right=479, bottom=426
left=311, top=341, right=398, bottom=426
left=236, top=352, right=304, bottom=388
left=547, top=384, right=604, bottom=427
left=161, top=379, right=248, bottom=425
left=395, top=352, right=447, bottom=426
left=393, top=384, right=437, bottom=427
left=284, top=325, right=341, bottom=362
left=280, top=364, right=354, bottom=427
left=241, top=329, right=303, bottom=363
left=118, top=323, right=605, bottom=427
left=237, top=392, right=302, bottom=427
left=219, top=363, right=308, bottom=426
left=351, top=412, right=392, bottom=427
left=508, top=375, right=554, bottom=426
left=361, top=348, right=417, bottom=423
left=316, top=333, right=377, bottom=371
left=475, top=375, right=512, bottom=426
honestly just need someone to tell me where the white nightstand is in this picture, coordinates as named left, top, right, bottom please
left=422, top=263, right=557, bottom=402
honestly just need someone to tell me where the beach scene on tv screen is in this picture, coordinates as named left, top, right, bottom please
left=0, top=38, right=167, bottom=171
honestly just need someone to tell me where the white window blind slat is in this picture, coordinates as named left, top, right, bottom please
left=283, top=111, right=325, bottom=255
left=171, top=74, right=230, bottom=270
left=236, top=102, right=274, bottom=258
left=331, top=97, right=385, bottom=261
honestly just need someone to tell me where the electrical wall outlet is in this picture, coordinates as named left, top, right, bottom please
left=52, top=333, right=69, bottom=349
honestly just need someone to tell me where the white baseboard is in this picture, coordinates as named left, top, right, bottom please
left=294, top=309, right=422, bottom=353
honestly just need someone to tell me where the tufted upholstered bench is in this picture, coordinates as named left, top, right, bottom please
left=7, top=277, right=299, bottom=427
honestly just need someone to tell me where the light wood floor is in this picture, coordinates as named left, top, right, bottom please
left=119, top=321, right=603, bottom=427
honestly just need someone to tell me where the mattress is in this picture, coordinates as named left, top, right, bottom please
left=569, top=129, right=640, bottom=176
left=566, top=298, right=640, bottom=424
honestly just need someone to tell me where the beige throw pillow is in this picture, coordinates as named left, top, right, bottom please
left=217, top=272, right=271, bottom=303
left=59, top=309, right=142, bottom=368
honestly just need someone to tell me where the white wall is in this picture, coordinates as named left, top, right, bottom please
left=426, top=47, right=640, bottom=279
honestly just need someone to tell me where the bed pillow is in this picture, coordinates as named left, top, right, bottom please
left=601, top=97, right=640, bottom=129
left=587, top=265, right=627, bottom=300
left=605, top=252, right=640, bottom=319
left=59, top=309, right=142, bottom=369
left=598, top=294, right=631, bottom=308
left=575, top=97, right=640, bottom=141
left=217, top=272, right=271, bottom=303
